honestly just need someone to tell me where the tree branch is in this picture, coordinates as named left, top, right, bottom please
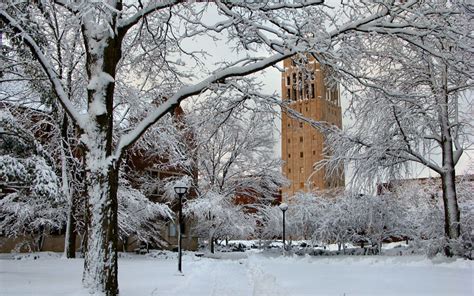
left=0, top=10, right=87, bottom=132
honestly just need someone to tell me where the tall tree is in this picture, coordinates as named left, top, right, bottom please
left=322, top=2, right=473, bottom=256
left=184, top=94, right=284, bottom=252
left=192, top=93, right=285, bottom=204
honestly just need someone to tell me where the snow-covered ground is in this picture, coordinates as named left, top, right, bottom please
left=0, top=250, right=472, bottom=296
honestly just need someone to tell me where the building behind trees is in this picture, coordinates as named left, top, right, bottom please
left=281, top=55, right=345, bottom=197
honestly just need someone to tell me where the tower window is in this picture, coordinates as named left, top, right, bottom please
left=292, top=88, right=297, bottom=100
left=300, top=167, right=304, bottom=173
left=332, top=89, right=338, bottom=102
left=286, top=76, right=290, bottom=85
left=299, top=122, right=303, bottom=128
left=300, top=136, right=303, bottom=142
left=288, top=168, right=291, bottom=173
left=300, top=152, right=304, bottom=158
left=286, top=89, right=290, bottom=99
left=313, top=150, right=316, bottom=155
left=288, top=138, right=291, bottom=143
left=292, top=73, right=297, bottom=84
left=288, top=153, right=291, bottom=158
left=311, top=83, right=315, bottom=98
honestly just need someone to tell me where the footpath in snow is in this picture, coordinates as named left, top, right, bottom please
left=0, top=251, right=472, bottom=296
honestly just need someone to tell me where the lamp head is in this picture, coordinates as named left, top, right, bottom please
left=173, top=180, right=189, bottom=195
left=279, top=202, right=288, bottom=212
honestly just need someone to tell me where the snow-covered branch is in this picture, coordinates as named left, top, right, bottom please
left=0, top=9, right=87, bottom=130
left=114, top=51, right=293, bottom=159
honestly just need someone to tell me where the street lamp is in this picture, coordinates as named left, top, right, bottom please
left=173, top=180, right=188, bottom=273
left=279, top=202, right=288, bottom=251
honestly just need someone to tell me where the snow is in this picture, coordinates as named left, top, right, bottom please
left=1, top=251, right=472, bottom=296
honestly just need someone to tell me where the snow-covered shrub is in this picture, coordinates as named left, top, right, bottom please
left=256, top=205, right=283, bottom=241
left=0, top=112, right=65, bottom=251
left=390, top=179, right=473, bottom=258
left=287, top=192, right=326, bottom=240
left=0, top=155, right=65, bottom=251
left=117, top=180, right=172, bottom=249
left=311, top=191, right=410, bottom=253
left=352, top=193, right=409, bottom=253
left=185, top=191, right=256, bottom=252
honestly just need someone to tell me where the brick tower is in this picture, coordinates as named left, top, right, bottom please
left=281, top=55, right=344, bottom=197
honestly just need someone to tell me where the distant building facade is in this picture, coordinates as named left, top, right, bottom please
left=281, top=55, right=344, bottom=197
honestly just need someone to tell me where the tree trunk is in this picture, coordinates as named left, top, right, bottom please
left=440, top=170, right=460, bottom=256
left=37, top=227, right=45, bottom=252
left=210, top=234, right=215, bottom=254
left=80, top=20, right=123, bottom=294
left=81, top=171, right=89, bottom=258
left=122, top=236, right=128, bottom=253
left=61, top=114, right=77, bottom=259
left=439, top=63, right=461, bottom=257
left=64, top=200, right=77, bottom=258
left=82, top=163, right=119, bottom=295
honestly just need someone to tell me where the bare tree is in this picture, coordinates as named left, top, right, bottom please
left=183, top=95, right=284, bottom=252
left=193, top=93, right=285, bottom=202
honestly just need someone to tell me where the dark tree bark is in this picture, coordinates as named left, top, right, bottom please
left=80, top=23, right=125, bottom=295
left=210, top=235, right=215, bottom=254
left=439, top=66, right=461, bottom=257
left=440, top=142, right=461, bottom=256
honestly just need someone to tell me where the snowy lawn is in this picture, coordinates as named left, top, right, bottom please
left=0, top=251, right=472, bottom=296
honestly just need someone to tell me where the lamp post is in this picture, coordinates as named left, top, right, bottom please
left=173, top=181, right=188, bottom=273
left=279, top=202, right=288, bottom=251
